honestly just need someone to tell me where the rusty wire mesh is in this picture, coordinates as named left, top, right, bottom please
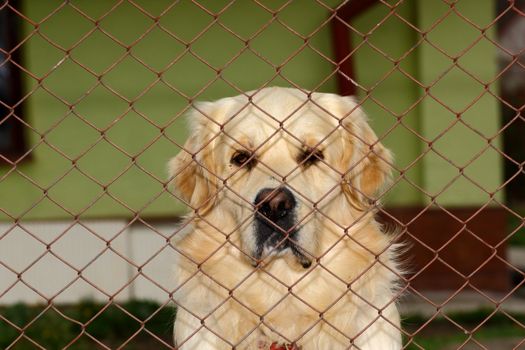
left=1, top=0, right=525, bottom=349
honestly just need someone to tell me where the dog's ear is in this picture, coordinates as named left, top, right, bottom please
left=337, top=98, right=393, bottom=208
left=168, top=104, right=219, bottom=214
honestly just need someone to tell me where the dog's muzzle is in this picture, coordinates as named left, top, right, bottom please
left=253, top=187, right=311, bottom=268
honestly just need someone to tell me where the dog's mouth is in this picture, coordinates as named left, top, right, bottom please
left=252, top=226, right=312, bottom=269
left=262, top=236, right=312, bottom=269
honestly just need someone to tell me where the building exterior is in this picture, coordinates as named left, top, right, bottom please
left=0, top=0, right=506, bottom=304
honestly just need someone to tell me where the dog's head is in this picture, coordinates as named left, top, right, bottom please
left=168, top=87, right=392, bottom=268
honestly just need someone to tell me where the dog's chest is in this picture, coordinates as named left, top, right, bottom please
left=236, top=262, right=349, bottom=316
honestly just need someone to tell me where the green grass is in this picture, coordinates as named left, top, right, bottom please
left=3, top=301, right=525, bottom=349
left=406, top=325, right=524, bottom=349
left=403, top=309, right=525, bottom=349
left=0, top=300, right=175, bottom=349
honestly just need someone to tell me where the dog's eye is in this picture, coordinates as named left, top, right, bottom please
left=231, top=151, right=256, bottom=169
left=298, top=147, right=324, bottom=167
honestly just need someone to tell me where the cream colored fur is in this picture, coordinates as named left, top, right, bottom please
left=169, top=87, right=402, bottom=349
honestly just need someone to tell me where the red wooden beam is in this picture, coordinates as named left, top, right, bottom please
left=331, top=0, right=380, bottom=96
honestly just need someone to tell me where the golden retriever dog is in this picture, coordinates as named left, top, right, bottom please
left=169, top=87, right=401, bottom=349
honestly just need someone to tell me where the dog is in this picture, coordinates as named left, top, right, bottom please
left=168, top=87, right=402, bottom=349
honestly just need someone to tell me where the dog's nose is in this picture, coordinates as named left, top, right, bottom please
left=254, top=187, right=296, bottom=221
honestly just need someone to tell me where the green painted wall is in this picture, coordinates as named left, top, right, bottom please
left=1, top=0, right=341, bottom=220
left=352, top=0, right=502, bottom=207
left=0, top=0, right=502, bottom=221
left=351, top=0, right=423, bottom=205
left=416, top=0, right=503, bottom=206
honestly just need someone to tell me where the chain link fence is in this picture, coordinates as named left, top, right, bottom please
left=1, top=0, right=525, bottom=349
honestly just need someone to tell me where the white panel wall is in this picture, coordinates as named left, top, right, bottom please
left=0, top=220, right=179, bottom=304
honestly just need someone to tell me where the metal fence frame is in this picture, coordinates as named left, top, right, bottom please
left=1, top=0, right=525, bottom=349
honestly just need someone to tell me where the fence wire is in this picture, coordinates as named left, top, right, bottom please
left=1, top=0, right=525, bottom=349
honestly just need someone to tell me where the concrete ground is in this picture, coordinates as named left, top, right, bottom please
left=400, top=290, right=525, bottom=316
left=400, top=246, right=525, bottom=316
